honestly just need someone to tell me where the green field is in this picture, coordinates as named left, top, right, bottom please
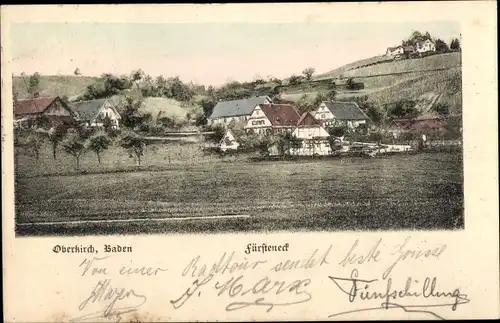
left=15, top=148, right=464, bottom=236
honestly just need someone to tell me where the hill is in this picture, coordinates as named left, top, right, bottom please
left=12, top=75, right=100, bottom=100
left=280, top=52, right=462, bottom=116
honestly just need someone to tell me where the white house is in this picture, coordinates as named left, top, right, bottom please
left=386, top=46, right=404, bottom=57
left=244, top=103, right=301, bottom=136
left=313, top=101, right=370, bottom=129
left=291, top=112, right=331, bottom=156
left=207, top=96, right=272, bottom=126
left=415, top=39, right=436, bottom=53
left=69, top=98, right=121, bottom=129
left=219, top=130, right=240, bottom=151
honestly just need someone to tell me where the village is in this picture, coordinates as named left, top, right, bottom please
left=12, top=27, right=464, bottom=236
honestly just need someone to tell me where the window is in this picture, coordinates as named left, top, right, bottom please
left=321, top=114, right=326, bottom=119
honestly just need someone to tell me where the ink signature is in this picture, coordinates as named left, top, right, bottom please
left=70, top=279, right=147, bottom=322
left=170, top=274, right=312, bottom=312
left=328, top=269, right=470, bottom=320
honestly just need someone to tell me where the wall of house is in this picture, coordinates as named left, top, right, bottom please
left=293, top=126, right=330, bottom=140
left=291, top=139, right=331, bottom=156
left=244, top=105, right=273, bottom=135
left=91, top=101, right=121, bottom=128
left=313, top=103, right=335, bottom=123
left=43, top=100, right=72, bottom=116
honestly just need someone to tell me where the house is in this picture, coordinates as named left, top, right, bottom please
left=415, top=39, right=436, bottom=53
left=313, top=101, right=370, bottom=128
left=290, top=112, right=331, bottom=156
left=219, top=130, right=240, bottom=152
left=390, top=117, right=447, bottom=138
left=244, top=103, right=301, bottom=135
left=13, top=96, right=77, bottom=128
left=386, top=46, right=404, bottom=57
left=207, top=96, right=272, bottom=126
left=69, top=98, right=121, bottom=129
left=403, top=45, right=416, bottom=55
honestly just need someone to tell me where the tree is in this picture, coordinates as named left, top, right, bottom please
left=326, top=90, right=337, bottom=102
left=302, top=67, right=315, bottom=81
left=120, top=133, right=146, bottom=165
left=74, top=68, right=81, bottom=75
left=25, top=131, right=45, bottom=161
left=255, top=135, right=273, bottom=156
left=288, top=75, right=301, bottom=85
left=28, top=72, right=41, bottom=95
left=328, top=125, right=348, bottom=138
left=450, top=38, right=461, bottom=51
left=130, top=69, right=145, bottom=89
left=86, top=133, right=111, bottom=164
left=48, top=124, right=68, bottom=160
left=121, top=97, right=144, bottom=129
left=62, top=133, right=86, bottom=169
left=435, top=39, right=449, bottom=53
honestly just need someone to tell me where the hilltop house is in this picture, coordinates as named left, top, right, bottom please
left=69, top=98, right=121, bottom=129
left=207, top=96, right=272, bottom=126
left=386, top=46, right=404, bottom=57
left=313, top=101, right=370, bottom=128
left=415, top=39, right=436, bottom=54
left=244, top=103, right=301, bottom=135
left=13, top=96, right=77, bottom=128
left=290, top=112, right=331, bottom=156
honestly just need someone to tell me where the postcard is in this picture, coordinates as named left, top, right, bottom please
left=1, top=2, right=499, bottom=322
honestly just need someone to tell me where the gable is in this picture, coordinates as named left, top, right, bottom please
left=44, top=99, right=72, bottom=117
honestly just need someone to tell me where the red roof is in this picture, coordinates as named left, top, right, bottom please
left=14, top=96, right=59, bottom=116
left=296, top=112, right=323, bottom=128
left=393, top=118, right=446, bottom=131
left=259, top=104, right=301, bottom=127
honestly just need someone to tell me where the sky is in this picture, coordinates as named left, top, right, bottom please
left=10, top=22, right=460, bottom=86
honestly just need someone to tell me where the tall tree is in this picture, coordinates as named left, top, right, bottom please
left=450, top=38, right=461, bottom=51
left=48, top=124, right=68, bottom=160
left=435, top=39, right=449, bottom=53
left=120, top=133, right=147, bottom=165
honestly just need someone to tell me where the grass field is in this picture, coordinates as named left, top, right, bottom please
left=15, top=149, right=464, bottom=236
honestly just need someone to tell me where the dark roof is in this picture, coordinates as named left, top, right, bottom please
left=14, top=96, right=59, bottom=116
left=259, top=104, right=300, bottom=127
left=296, top=112, right=323, bottom=128
left=208, top=96, right=271, bottom=119
left=322, top=101, right=370, bottom=121
left=387, top=46, right=402, bottom=51
left=68, top=98, right=108, bottom=121
left=403, top=45, right=415, bottom=52
left=392, top=118, right=446, bottom=131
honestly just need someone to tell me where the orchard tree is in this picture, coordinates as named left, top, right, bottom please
left=120, top=133, right=146, bottom=165
left=62, top=133, right=86, bottom=169
left=86, top=133, right=111, bottom=164
left=48, top=124, right=68, bottom=160
left=26, top=131, right=45, bottom=161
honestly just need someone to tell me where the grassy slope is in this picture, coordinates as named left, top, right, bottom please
left=281, top=52, right=462, bottom=115
left=13, top=75, right=100, bottom=100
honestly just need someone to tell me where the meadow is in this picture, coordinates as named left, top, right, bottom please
left=15, top=144, right=464, bottom=236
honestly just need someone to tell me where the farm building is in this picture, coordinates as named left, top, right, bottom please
left=415, top=39, right=436, bottom=54
left=13, top=96, right=77, bottom=128
left=390, top=117, right=448, bottom=138
left=313, top=101, right=370, bottom=128
left=244, top=103, right=301, bottom=135
left=69, top=98, right=121, bottom=129
left=207, top=96, right=272, bottom=126
left=290, top=112, right=331, bottom=156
